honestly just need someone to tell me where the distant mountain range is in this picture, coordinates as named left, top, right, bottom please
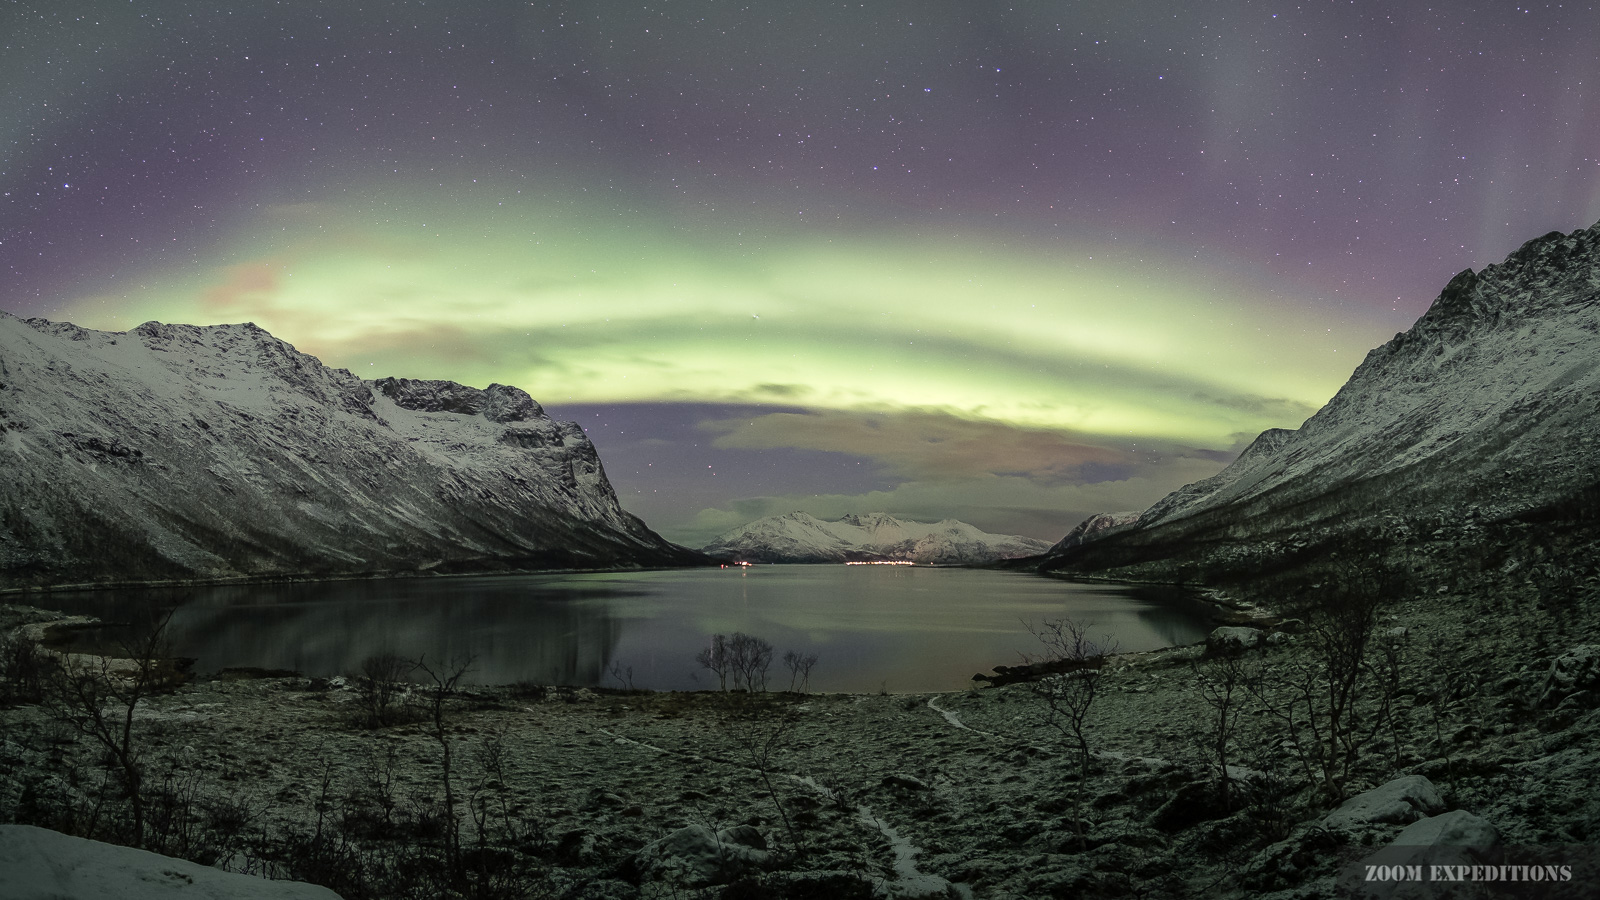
left=1042, top=220, right=1600, bottom=596
left=0, top=313, right=703, bottom=591
left=701, top=511, right=1052, bottom=564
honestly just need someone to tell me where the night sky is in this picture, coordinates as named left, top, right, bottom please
left=6, top=2, right=1599, bottom=546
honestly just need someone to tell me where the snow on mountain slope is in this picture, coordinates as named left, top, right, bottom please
left=702, top=511, right=1052, bottom=564
left=0, top=314, right=700, bottom=590
left=1046, top=511, right=1142, bottom=556
left=1042, top=220, right=1600, bottom=587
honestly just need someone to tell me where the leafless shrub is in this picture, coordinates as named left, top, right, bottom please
left=728, top=633, right=775, bottom=693
left=353, top=652, right=417, bottom=729
left=1191, top=651, right=1254, bottom=813
left=1245, top=558, right=1400, bottom=803
left=415, top=653, right=473, bottom=875
left=606, top=659, right=636, bottom=691
left=40, top=609, right=178, bottom=848
left=1025, top=617, right=1115, bottom=849
left=696, top=634, right=731, bottom=691
left=697, top=632, right=775, bottom=693
left=721, top=691, right=805, bottom=859
left=783, top=650, right=818, bottom=693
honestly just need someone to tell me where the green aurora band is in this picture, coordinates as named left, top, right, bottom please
left=60, top=187, right=1386, bottom=454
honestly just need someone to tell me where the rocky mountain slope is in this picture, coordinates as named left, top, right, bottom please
left=702, top=511, right=1052, bottom=564
left=1045, top=511, right=1141, bottom=556
left=1043, top=220, right=1600, bottom=593
left=0, top=313, right=701, bottom=590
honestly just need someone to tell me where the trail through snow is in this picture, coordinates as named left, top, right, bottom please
left=924, top=695, right=995, bottom=738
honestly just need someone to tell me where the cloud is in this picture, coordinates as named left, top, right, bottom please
left=701, top=408, right=1132, bottom=481
left=200, top=262, right=282, bottom=313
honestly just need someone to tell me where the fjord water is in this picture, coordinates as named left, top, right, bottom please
left=47, top=566, right=1213, bottom=693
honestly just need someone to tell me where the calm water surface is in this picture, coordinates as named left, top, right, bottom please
left=43, top=566, right=1213, bottom=692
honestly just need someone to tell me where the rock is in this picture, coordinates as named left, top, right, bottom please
left=625, top=823, right=771, bottom=886
left=0, top=824, right=342, bottom=899
left=1206, top=626, right=1264, bottom=655
left=1391, top=809, right=1499, bottom=849
left=1538, top=645, right=1600, bottom=708
left=1324, top=775, right=1446, bottom=829
left=1343, top=810, right=1501, bottom=900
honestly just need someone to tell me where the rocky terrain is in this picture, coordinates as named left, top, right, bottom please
left=1042, top=221, right=1600, bottom=601
left=0, top=313, right=702, bottom=591
left=702, top=512, right=1052, bottom=565
left=4, top=582, right=1597, bottom=899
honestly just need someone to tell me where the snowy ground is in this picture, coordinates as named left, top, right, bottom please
left=2, top=590, right=1597, bottom=899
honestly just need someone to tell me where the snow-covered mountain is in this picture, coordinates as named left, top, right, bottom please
left=1043, top=221, right=1600, bottom=592
left=0, top=313, right=702, bottom=590
left=1046, top=511, right=1141, bottom=556
left=702, top=511, right=1052, bottom=564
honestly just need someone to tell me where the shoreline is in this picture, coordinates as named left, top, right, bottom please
left=5, top=588, right=1597, bottom=899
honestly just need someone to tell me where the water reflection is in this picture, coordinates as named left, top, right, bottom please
left=39, top=567, right=1214, bottom=692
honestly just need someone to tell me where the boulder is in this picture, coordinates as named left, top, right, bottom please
left=1343, top=810, right=1501, bottom=900
left=1324, top=775, right=1446, bottom=829
left=1206, top=626, right=1264, bottom=655
left=1390, top=809, right=1499, bottom=849
left=0, top=824, right=341, bottom=900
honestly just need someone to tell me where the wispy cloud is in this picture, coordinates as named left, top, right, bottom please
left=701, top=408, right=1132, bottom=481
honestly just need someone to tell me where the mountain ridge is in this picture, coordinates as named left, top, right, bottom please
left=1042, top=220, right=1600, bottom=595
left=0, top=312, right=704, bottom=591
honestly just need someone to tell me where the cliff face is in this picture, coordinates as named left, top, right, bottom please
left=702, top=511, right=1052, bottom=564
left=0, top=314, right=701, bottom=590
left=1043, top=221, right=1600, bottom=590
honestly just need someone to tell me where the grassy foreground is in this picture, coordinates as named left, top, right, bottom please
left=2, top=585, right=1598, bottom=899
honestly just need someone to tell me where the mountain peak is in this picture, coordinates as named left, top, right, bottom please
left=1043, top=217, right=1600, bottom=595
left=0, top=313, right=699, bottom=589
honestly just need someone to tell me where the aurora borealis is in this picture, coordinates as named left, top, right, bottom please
left=6, top=3, right=1600, bottom=545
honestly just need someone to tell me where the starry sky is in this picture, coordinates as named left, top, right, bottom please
left=5, top=2, right=1600, bottom=547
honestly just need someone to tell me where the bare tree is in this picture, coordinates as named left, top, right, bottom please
left=1191, top=651, right=1253, bottom=813
left=1026, top=618, right=1115, bottom=850
left=727, top=633, right=774, bottom=692
left=783, top=650, right=818, bottom=693
left=415, top=653, right=474, bottom=873
left=606, top=659, right=636, bottom=691
left=722, top=693, right=805, bottom=859
left=42, top=608, right=179, bottom=848
left=696, top=634, right=730, bottom=691
left=1245, top=561, right=1396, bottom=803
